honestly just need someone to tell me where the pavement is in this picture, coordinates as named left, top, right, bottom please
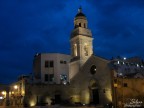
left=0, top=105, right=104, bottom=108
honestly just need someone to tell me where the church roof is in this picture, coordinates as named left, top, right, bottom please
left=75, top=7, right=86, bottom=18
left=75, top=12, right=86, bottom=17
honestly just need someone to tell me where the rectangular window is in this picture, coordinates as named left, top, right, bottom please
left=45, top=60, right=54, bottom=68
left=114, top=79, right=117, bottom=83
left=45, top=61, right=49, bottom=67
left=63, top=61, right=67, bottom=64
left=50, top=61, right=54, bottom=67
left=123, top=83, right=128, bottom=87
left=60, top=60, right=67, bottom=64
left=60, top=60, right=63, bottom=64
left=49, top=74, right=54, bottom=82
left=45, top=74, right=48, bottom=81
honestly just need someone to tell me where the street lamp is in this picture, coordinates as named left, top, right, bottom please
left=2, top=91, right=6, bottom=99
left=2, top=91, right=6, bottom=96
left=14, top=85, right=18, bottom=90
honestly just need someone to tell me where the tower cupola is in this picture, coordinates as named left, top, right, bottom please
left=75, top=7, right=86, bottom=18
left=74, top=7, right=88, bottom=28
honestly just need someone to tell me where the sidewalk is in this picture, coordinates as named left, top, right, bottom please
left=0, top=105, right=104, bottom=108
left=0, top=106, right=103, bottom=108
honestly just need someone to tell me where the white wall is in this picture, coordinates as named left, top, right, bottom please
left=34, top=53, right=71, bottom=84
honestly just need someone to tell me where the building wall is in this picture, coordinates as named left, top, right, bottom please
left=33, top=54, right=41, bottom=80
left=69, top=60, right=80, bottom=82
left=33, top=53, right=71, bottom=84
left=114, top=78, right=144, bottom=107
left=0, top=84, right=9, bottom=106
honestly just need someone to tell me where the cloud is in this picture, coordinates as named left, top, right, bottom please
left=86, top=0, right=144, bottom=59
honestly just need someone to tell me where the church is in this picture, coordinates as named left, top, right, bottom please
left=29, top=7, right=113, bottom=106
left=1, top=7, right=144, bottom=108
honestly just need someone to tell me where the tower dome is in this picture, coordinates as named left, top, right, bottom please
left=74, top=7, right=88, bottom=28
left=75, top=7, right=86, bottom=18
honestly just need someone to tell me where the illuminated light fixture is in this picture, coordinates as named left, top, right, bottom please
left=117, top=61, right=120, bottom=64
left=2, top=91, right=6, bottom=95
left=124, top=57, right=126, bottom=60
left=63, top=81, right=67, bottom=85
left=0, top=96, right=3, bottom=99
left=14, top=85, right=18, bottom=89
left=60, top=74, right=67, bottom=85
left=114, top=83, right=118, bottom=87
left=90, top=65, right=97, bottom=75
left=22, top=90, right=25, bottom=95
left=119, top=73, right=123, bottom=76
left=83, top=104, right=85, bottom=106
left=30, top=100, right=36, bottom=107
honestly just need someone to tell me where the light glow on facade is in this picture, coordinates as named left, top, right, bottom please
left=29, top=100, right=36, bottom=107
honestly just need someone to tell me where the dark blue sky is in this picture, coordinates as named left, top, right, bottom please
left=0, top=0, right=144, bottom=84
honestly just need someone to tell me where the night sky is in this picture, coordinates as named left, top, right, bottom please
left=0, top=0, right=144, bottom=84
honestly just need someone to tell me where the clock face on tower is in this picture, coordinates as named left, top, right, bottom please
left=90, top=65, right=96, bottom=75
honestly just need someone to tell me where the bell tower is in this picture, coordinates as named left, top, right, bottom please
left=69, top=7, right=93, bottom=81
left=70, top=7, right=93, bottom=65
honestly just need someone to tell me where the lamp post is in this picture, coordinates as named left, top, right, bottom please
left=13, top=85, right=18, bottom=107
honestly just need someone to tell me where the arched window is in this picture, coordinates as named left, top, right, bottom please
left=79, top=23, right=81, bottom=27
left=84, top=44, right=88, bottom=56
left=73, top=44, right=77, bottom=56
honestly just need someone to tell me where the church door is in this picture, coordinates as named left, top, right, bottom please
left=92, top=89, right=99, bottom=105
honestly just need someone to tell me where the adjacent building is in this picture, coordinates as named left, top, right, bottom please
left=33, top=53, right=71, bottom=84
left=0, top=84, right=9, bottom=106
left=111, top=56, right=144, bottom=107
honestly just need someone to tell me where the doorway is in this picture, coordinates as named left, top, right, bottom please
left=55, top=94, right=61, bottom=104
left=92, top=89, right=99, bottom=105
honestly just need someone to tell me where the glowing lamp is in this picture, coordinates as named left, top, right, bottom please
left=14, top=85, right=18, bottom=89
